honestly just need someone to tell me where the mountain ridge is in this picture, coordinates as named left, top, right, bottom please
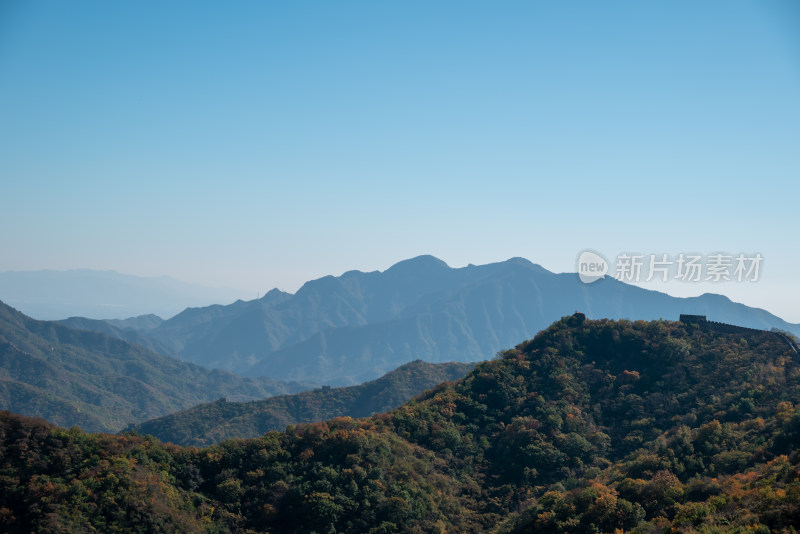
left=55, top=256, right=800, bottom=385
left=130, top=359, right=476, bottom=446
left=0, top=300, right=311, bottom=432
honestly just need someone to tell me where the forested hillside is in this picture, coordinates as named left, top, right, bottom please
left=132, top=360, right=475, bottom=446
left=1, top=315, right=799, bottom=532
left=0, top=301, right=310, bottom=432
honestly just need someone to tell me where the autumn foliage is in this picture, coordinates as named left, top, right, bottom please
left=2, top=315, right=800, bottom=532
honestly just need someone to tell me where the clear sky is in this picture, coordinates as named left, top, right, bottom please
left=1, top=1, right=798, bottom=321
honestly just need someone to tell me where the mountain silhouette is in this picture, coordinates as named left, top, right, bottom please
left=69, top=256, right=800, bottom=385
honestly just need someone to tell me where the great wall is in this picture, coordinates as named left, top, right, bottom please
left=679, top=314, right=799, bottom=355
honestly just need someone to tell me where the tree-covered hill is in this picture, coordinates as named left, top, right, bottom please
left=131, top=360, right=475, bottom=446
left=0, top=301, right=310, bottom=433
left=1, top=315, right=799, bottom=532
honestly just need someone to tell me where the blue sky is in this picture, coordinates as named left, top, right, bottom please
left=1, top=1, right=798, bottom=321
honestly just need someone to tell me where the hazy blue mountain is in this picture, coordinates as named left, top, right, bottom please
left=131, top=360, right=475, bottom=446
left=146, top=288, right=294, bottom=363
left=0, top=301, right=312, bottom=432
left=0, top=269, right=250, bottom=320
left=105, top=314, right=164, bottom=331
left=57, top=316, right=174, bottom=356
left=63, top=256, right=800, bottom=385
left=247, top=259, right=800, bottom=384
left=136, top=256, right=505, bottom=372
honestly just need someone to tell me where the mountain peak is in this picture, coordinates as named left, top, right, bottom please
left=261, top=288, right=291, bottom=299
left=257, top=288, right=293, bottom=308
left=490, top=256, right=551, bottom=275
left=697, top=292, right=734, bottom=303
left=385, top=255, right=450, bottom=274
left=503, top=256, right=536, bottom=268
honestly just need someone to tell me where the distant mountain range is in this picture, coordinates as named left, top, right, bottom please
left=131, top=360, right=475, bottom=446
left=0, top=269, right=249, bottom=320
left=65, top=255, right=800, bottom=386
left=0, top=301, right=310, bottom=432
left=58, top=315, right=174, bottom=356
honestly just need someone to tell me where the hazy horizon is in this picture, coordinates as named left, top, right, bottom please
left=2, top=254, right=798, bottom=324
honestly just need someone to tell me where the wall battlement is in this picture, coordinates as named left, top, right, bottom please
left=679, top=314, right=707, bottom=324
left=679, top=314, right=799, bottom=354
